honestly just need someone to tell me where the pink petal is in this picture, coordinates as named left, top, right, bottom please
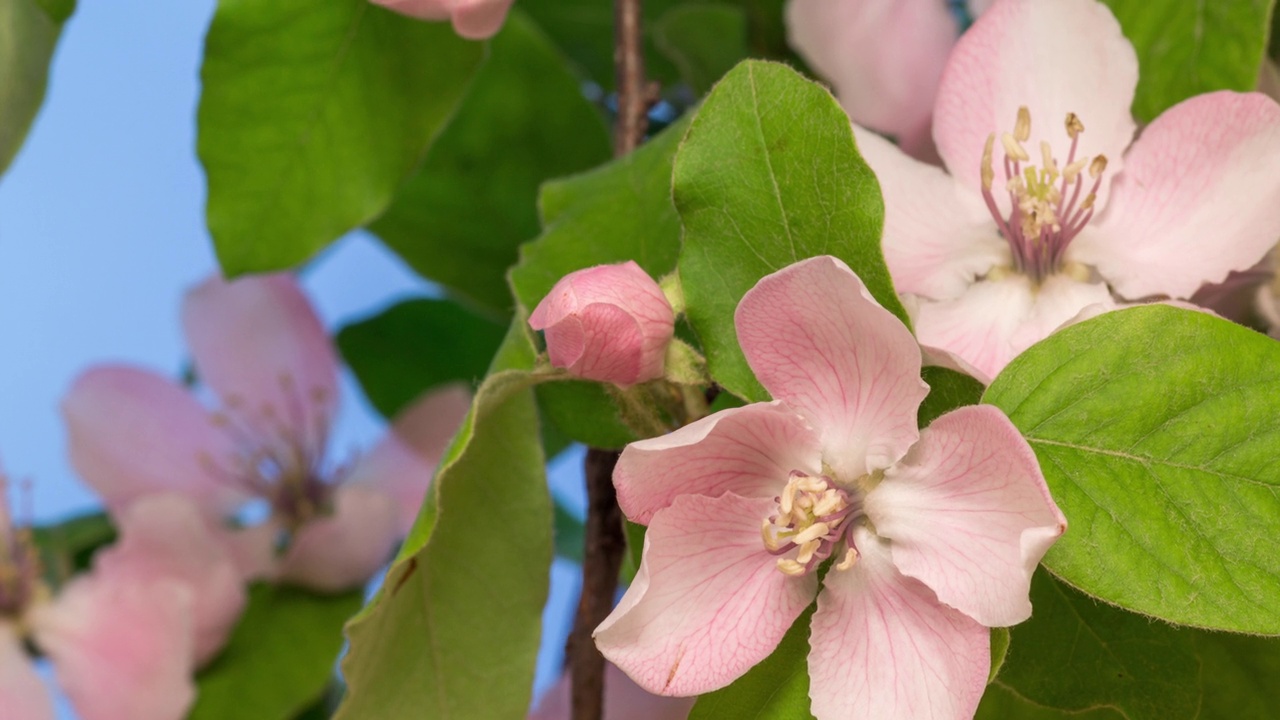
left=613, top=402, right=822, bottom=525
left=451, top=0, right=514, bottom=40
left=93, top=494, right=247, bottom=666
left=912, top=274, right=1115, bottom=382
left=1070, top=92, right=1280, bottom=300
left=62, top=366, right=243, bottom=514
left=182, top=273, right=339, bottom=451
left=786, top=0, right=958, bottom=159
left=346, top=383, right=472, bottom=535
left=736, top=256, right=928, bottom=479
left=527, top=663, right=697, bottom=720
left=369, top=0, right=453, bottom=20
left=222, top=521, right=282, bottom=584
left=866, top=405, right=1066, bottom=627
left=31, top=576, right=196, bottom=720
left=278, top=485, right=400, bottom=592
left=854, top=126, right=1008, bottom=300
left=808, top=527, right=988, bottom=720
left=933, top=0, right=1137, bottom=198
left=0, top=623, right=54, bottom=720
left=594, top=493, right=817, bottom=696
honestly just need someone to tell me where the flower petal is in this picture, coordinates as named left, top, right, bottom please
left=786, top=0, right=958, bottom=158
left=614, top=402, right=821, bottom=525
left=93, top=494, right=247, bottom=666
left=346, top=384, right=471, bottom=535
left=854, top=126, right=1008, bottom=300
left=278, top=485, right=400, bottom=592
left=451, top=0, right=514, bottom=40
left=912, top=273, right=1114, bottom=382
left=866, top=405, right=1065, bottom=627
left=32, top=576, right=196, bottom=720
left=808, top=528, right=988, bottom=720
left=0, top=623, right=54, bottom=720
left=369, top=0, right=452, bottom=20
left=736, top=256, right=927, bottom=479
left=182, top=273, right=339, bottom=450
left=527, top=663, right=697, bottom=720
left=934, top=0, right=1137, bottom=197
left=595, top=493, right=817, bottom=696
left=62, top=366, right=242, bottom=513
left=1071, top=92, right=1280, bottom=300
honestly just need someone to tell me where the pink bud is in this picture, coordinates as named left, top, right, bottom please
left=529, top=262, right=675, bottom=388
left=368, top=0, right=514, bottom=40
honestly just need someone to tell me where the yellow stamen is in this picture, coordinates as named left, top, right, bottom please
left=981, top=134, right=996, bottom=190
left=1089, top=155, right=1108, bottom=179
left=1014, top=106, right=1031, bottom=142
left=1065, top=112, right=1084, bottom=139
left=1001, top=133, right=1030, bottom=162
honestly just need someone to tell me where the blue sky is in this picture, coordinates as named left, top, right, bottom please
left=0, top=0, right=579, bottom=712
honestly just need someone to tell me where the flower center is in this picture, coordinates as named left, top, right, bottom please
left=0, top=479, right=41, bottom=621
left=980, top=106, right=1109, bottom=283
left=198, top=373, right=339, bottom=537
left=761, top=471, right=862, bottom=576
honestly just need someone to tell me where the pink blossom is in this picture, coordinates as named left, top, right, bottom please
left=529, top=262, right=675, bottom=388
left=594, top=256, right=1065, bottom=719
left=62, top=273, right=472, bottom=592
left=527, top=662, right=695, bottom=720
left=369, top=0, right=514, bottom=40
left=856, top=0, right=1280, bottom=382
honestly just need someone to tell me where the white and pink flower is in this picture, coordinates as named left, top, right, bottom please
left=594, top=256, right=1065, bottom=719
left=369, top=0, right=514, bottom=40
left=848, top=0, right=1280, bottom=381
left=62, top=273, right=471, bottom=592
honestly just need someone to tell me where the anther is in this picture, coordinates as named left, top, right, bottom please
left=1063, top=158, right=1088, bottom=183
left=1089, top=155, right=1108, bottom=179
left=835, top=546, right=860, bottom=571
left=1040, top=141, right=1055, bottom=173
left=1001, top=133, right=1030, bottom=163
left=777, top=559, right=806, bottom=576
left=1014, top=106, right=1031, bottom=142
left=981, top=134, right=996, bottom=190
left=1065, top=113, right=1084, bottom=139
left=792, top=522, right=830, bottom=546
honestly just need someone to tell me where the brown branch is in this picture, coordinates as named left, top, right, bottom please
left=613, top=0, right=648, bottom=156
left=568, top=448, right=626, bottom=720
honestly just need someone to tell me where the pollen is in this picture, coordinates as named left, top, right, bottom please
left=762, top=472, right=861, bottom=577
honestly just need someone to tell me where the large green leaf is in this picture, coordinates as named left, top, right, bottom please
left=1102, top=0, right=1276, bottom=121
left=335, top=317, right=551, bottom=719
left=0, top=0, right=74, bottom=177
left=976, top=685, right=1122, bottom=720
left=674, top=60, right=899, bottom=402
left=653, top=4, right=749, bottom=94
left=336, top=297, right=506, bottom=418
left=191, top=585, right=363, bottom=720
left=983, top=305, right=1280, bottom=633
left=1195, top=630, right=1280, bottom=716
left=688, top=608, right=815, bottom=720
left=370, top=12, right=610, bottom=314
left=198, top=0, right=482, bottom=275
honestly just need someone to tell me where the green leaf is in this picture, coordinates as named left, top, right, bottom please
left=674, top=60, right=899, bottom=402
left=554, top=502, right=586, bottom=564
left=983, top=305, right=1280, bottom=633
left=335, top=316, right=551, bottom=719
left=370, top=12, right=610, bottom=314
left=198, top=0, right=482, bottom=275
left=0, top=0, right=75, bottom=176
left=654, top=4, right=749, bottom=94
left=536, top=381, right=636, bottom=450
left=337, top=297, right=506, bottom=418
left=191, top=585, right=363, bottom=720
left=688, top=607, right=815, bottom=720
left=996, top=571, right=1200, bottom=720
left=919, top=366, right=985, bottom=428
left=1102, top=0, right=1276, bottom=122
left=976, top=685, right=1122, bottom=720
left=31, top=512, right=115, bottom=585
left=1195, top=630, right=1280, bottom=715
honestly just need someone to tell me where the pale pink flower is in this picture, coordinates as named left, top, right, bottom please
left=529, top=262, right=675, bottom=388
left=62, top=273, right=472, bottom=592
left=369, top=0, right=514, bottom=40
left=527, top=662, right=695, bottom=720
left=856, top=0, right=1280, bottom=382
left=594, top=256, right=1065, bottom=720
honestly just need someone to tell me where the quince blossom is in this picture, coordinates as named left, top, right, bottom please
left=62, top=273, right=471, bottom=592
left=369, top=0, right=514, bottom=40
left=853, top=0, right=1280, bottom=382
left=594, top=256, right=1065, bottom=719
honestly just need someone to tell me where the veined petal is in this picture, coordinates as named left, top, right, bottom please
left=614, top=402, right=821, bottom=525
left=32, top=576, right=196, bottom=720
left=934, top=0, right=1137, bottom=198
left=346, top=384, right=471, bottom=535
left=595, top=494, right=817, bottom=696
left=866, top=405, right=1065, bottom=627
left=182, top=273, right=339, bottom=452
left=62, top=366, right=243, bottom=514
left=278, top=485, right=400, bottom=592
left=0, top=623, right=54, bottom=720
left=854, top=127, right=1008, bottom=300
left=808, top=528, right=988, bottom=720
left=912, top=273, right=1114, bottom=382
left=786, top=0, right=959, bottom=158
left=736, top=256, right=927, bottom=479
left=1072, top=92, right=1280, bottom=300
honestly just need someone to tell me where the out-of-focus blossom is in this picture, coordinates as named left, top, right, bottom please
left=856, top=0, right=1280, bottom=381
left=527, top=662, right=695, bottom=720
left=529, top=262, right=675, bottom=388
left=63, top=273, right=471, bottom=592
left=595, top=256, right=1065, bottom=720
left=369, top=0, right=515, bottom=40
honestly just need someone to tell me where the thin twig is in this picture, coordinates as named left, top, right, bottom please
left=612, top=0, right=648, bottom=156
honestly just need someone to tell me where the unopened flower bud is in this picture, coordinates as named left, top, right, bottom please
left=529, top=262, right=675, bottom=387
left=368, top=0, right=514, bottom=40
